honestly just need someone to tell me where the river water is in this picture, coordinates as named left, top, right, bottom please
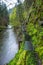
left=0, top=26, right=18, bottom=65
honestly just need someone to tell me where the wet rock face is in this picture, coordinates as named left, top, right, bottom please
left=24, top=41, right=34, bottom=51
left=38, top=21, right=43, bottom=27
left=41, top=23, right=43, bottom=26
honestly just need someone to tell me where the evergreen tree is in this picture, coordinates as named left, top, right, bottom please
left=0, top=1, right=9, bottom=27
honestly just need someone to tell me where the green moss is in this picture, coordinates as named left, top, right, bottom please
left=8, top=0, right=43, bottom=65
left=8, top=43, right=37, bottom=65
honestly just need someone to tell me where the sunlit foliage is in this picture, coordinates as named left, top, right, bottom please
left=9, top=0, right=43, bottom=65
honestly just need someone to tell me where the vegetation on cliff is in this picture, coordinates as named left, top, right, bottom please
left=8, top=0, right=43, bottom=65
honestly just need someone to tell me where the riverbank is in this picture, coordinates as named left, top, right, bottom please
left=0, top=26, right=7, bottom=31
